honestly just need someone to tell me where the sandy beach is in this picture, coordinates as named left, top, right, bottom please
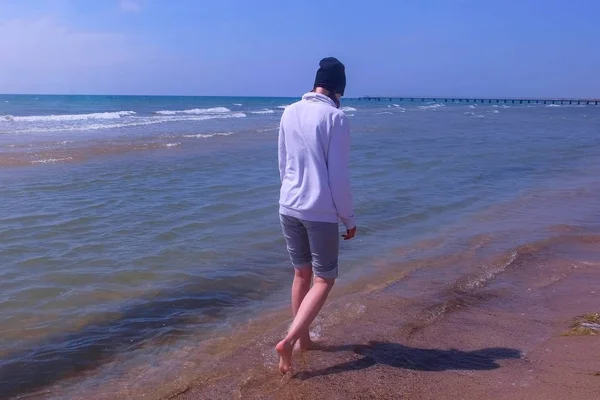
left=173, top=234, right=600, bottom=400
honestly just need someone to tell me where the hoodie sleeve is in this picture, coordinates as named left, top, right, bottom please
left=278, top=122, right=286, bottom=182
left=327, top=113, right=356, bottom=229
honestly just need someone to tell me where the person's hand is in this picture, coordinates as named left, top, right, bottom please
left=342, top=226, right=357, bottom=240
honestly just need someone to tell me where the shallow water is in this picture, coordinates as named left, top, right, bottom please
left=1, top=95, right=599, bottom=398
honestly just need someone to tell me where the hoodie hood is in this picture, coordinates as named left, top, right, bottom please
left=302, top=92, right=337, bottom=108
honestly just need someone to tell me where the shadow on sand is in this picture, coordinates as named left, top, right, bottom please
left=297, top=341, right=522, bottom=380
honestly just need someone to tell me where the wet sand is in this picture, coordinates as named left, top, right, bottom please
left=6, top=236, right=599, bottom=400
left=174, top=236, right=600, bottom=400
left=0, top=126, right=266, bottom=167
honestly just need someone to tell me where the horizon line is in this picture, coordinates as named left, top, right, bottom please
left=0, top=93, right=304, bottom=98
left=1, top=93, right=599, bottom=101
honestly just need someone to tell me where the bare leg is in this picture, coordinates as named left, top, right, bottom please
left=291, top=267, right=313, bottom=351
left=277, top=276, right=335, bottom=374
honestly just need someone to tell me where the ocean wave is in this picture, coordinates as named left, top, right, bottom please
left=277, top=105, right=290, bottom=109
left=346, top=114, right=355, bottom=117
left=376, top=111, right=394, bottom=115
left=546, top=104, right=561, bottom=108
left=4, top=113, right=247, bottom=134
left=233, top=103, right=243, bottom=106
left=2, top=111, right=136, bottom=122
left=182, top=132, right=234, bottom=139
left=464, top=112, right=485, bottom=118
left=164, top=142, right=181, bottom=148
left=467, top=105, right=477, bottom=109
left=185, top=113, right=246, bottom=120
left=155, top=107, right=231, bottom=115
left=418, top=104, right=445, bottom=110
left=31, top=157, right=73, bottom=164
left=250, top=109, right=275, bottom=115
left=341, top=106, right=357, bottom=112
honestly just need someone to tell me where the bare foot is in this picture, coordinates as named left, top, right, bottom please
left=276, top=339, right=293, bottom=374
left=298, top=331, right=314, bottom=351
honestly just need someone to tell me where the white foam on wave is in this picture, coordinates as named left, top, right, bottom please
left=418, top=103, right=445, bottom=110
left=346, top=114, right=355, bottom=117
left=546, top=104, right=561, bottom=108
left=376, top=111, right=394, bottom=115
left=182, top=132, right=234, bottom=139
left=277, top=105, right=290, bottom=109
left=6, top=113, right=247, bottom=134
left=464, top=112, right=485, bottom=118
left=250, top=109, right=275, bottom=115
left=155, top=107, right=232, bottom=115
left=233, top=103, right=243, bottom=106
left=341, top=106, right=357, bottom=112
left=164, top=142, right=181, bottom=148
left=467, top=105, right=477, bottom=109
left=31, top=157, right=73, bottom=164
left=185, top=112, right=246, bottom=120
left=491, top=110, right=500, bottom=114
left=2, top=111, right=136, bottom=122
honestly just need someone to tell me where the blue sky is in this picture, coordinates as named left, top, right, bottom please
left=0, top=0, right=598, bottom=97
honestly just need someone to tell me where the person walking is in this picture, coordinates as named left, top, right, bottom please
left=276, top=57, right=357, bottom=374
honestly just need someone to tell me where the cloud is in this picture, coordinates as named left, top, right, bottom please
left=119, top=0, right=141, bottom=12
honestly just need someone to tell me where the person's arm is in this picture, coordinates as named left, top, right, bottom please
left=278, top=123, right=286, bottom=182
left=327, top=114, right=356, bottom=232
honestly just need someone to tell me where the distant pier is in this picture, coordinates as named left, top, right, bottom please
left=358, top=96, right=600, bottom=105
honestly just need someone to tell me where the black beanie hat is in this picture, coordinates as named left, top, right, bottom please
left=314, top=57, right=346, bottom=96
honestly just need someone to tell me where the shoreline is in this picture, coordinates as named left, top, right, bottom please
left=5, top=232, right=600, bottom=399
left=171, top=234, right=600, bottom=400
left=4, top=224, right=600, bottom=399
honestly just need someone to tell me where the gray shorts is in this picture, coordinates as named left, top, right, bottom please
left=280, top=214, right=340, bottom=279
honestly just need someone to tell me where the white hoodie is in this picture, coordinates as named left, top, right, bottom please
left=278, top=92, right=356, bottom=229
